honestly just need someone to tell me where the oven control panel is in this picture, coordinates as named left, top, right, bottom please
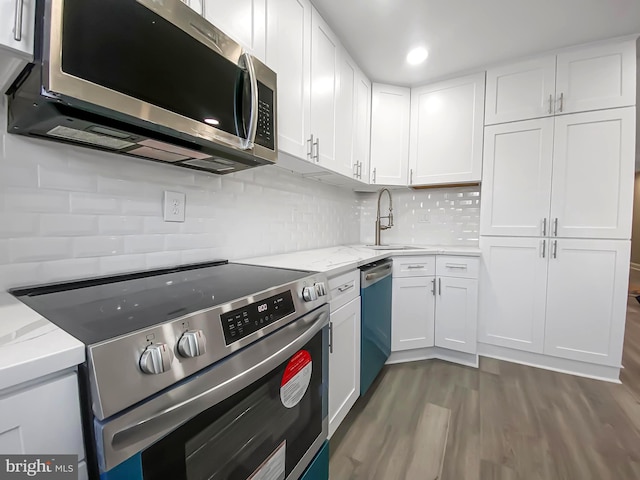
left=220, top=291, right=295, bottom=345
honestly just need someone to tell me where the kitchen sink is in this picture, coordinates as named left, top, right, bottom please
left=365, top=245, right=422, bottom=250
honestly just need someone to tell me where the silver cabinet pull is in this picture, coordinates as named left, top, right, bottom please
left=445, top=264, right=467, bottom=269
left=431, top=278, right=436, bottom=296
left=559, top=92, right=564, bottom=112
left=541, top=240, right=546, bottom=258
left=542, top=218, right=547, bottom=236
left=372, top=167, right=376, bottom=183
left=329, top=321, right=333, bottom=354
left=358, top=162, right=363, bottom=179
left=353, top=163, right=358, bottom=178
left=552, top=240, right=558, bottom=259
left=438, top=278, right=442, bottom=295
left=14, top=0, right=24, bottom=42
left=407, top=265, right=425, bottom=269
left=410, top=168, right=413, bottom=184
left=337, top=283, right=354, bottom=293
left=313, top=137, right=320, bottom=162
left=553, top=218, right=558, bottom=236
left=548, top=94, right=553, bottom=114
left=307, top=134, right=314, bottom=159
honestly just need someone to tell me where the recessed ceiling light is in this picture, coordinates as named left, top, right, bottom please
left=406, top=47, right=429, bottom=66
left=204, top=118, right=219, bottom=126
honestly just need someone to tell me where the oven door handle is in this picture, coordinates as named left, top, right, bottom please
left=98, top=305, right=330, bottom=472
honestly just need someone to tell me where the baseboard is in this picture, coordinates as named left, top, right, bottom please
left=477, top=343, right=621, bottom=383
left=386, top=347, right=478, bottom=368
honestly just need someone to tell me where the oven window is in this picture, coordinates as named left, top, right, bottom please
left=141, top=329, right=325, bottom=480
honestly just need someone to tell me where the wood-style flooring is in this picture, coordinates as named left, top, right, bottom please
left=329, top=275, right=640, bottom=480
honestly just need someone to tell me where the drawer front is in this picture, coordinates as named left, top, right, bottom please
left=329, top=269, right=360, bottom=312
left=436, top=256, right=479, bottom=279
left=392, top=256, right=436, bottom=277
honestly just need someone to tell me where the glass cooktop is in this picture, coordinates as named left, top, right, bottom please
left=11, top=261, right=314, bottom=345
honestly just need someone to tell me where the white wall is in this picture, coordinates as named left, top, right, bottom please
left=0, top=99, right=360, bottom=291
left=358, top=186, right=481, bottom=246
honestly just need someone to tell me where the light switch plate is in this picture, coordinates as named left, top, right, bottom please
left=163, top=191, right=186, bottom=222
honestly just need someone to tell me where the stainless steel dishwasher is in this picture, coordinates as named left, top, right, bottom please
left=360, top=259, right=393, bottom=396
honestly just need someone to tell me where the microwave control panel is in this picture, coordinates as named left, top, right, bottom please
left=255, top=82, right=275, bottom=151
left=221, top=291, right=295, bottom=345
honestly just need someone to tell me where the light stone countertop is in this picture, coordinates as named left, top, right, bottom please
left=0, top=292, right=85, bottom=392
left=238, top=244, right=481, bottom=277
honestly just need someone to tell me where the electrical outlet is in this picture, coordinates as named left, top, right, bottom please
left=163, top=191, right=186, bottom=222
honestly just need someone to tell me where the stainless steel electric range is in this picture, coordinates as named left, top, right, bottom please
left=11, top=260, right=330, bottom=480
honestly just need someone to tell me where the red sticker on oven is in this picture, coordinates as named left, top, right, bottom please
left=280, top=350, right=312, bottom=408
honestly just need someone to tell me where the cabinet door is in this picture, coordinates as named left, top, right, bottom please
left=391, top=276, right=435, bottom=351
left=0, top=372, right=84, bottom=458
left=485, top=56, right=556, bottom=125
left=550, top=108, right=635, bottom=239
left=0, top=0, right=35, bottom=57
left=329, top=297, right=361, bottom=438
left=481, top=118, right=554, bottom=237
left=409, top=72, right=485, bottom=185
left=265, top=0, right=311, bottom=160
left=435, top=276, right=478, bottom=354
left=354, top=69, right=371, bottom=183
left=310, top=8, right=339, bottom=169
left=478, top=237, right=548, bottom=353
left=544, top=239, right=630, bottom=366
left=556, top=40, right=636, bottom=115
left=334, top=47, right=357, bottom=177
left=370, top=84, right=410, bottom=186
left=203, top=0, right=266, bottom=61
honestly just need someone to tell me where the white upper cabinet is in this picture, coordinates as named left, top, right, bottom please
left=485, top=56, right=556, bottom=125
left=550, top=108, right=635, bottom=240
left=353, top=68, right=372, bottom=183
left=370, top=84, right=410, bottom=185
left=0, top=0, right=36, bottom=91
left=409, top=72, right=485, bottom=186
left=485, top=38, right=637, bottom=125
left=334, top=47, right=357, bottom=178
left=555, top=40, right=636, bottom=115
left=203, top=0, right=266, bottom=61
left=481, top=118, right=554, bottom=237
left=544, top=239, right=630, bottom=366
left=478, top=236, right=549, bottom=353
left=266, top=0, right=312, bottom=160
left=310, top=7, right=339, bottom=169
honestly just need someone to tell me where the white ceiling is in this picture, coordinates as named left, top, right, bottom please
left=311, top=0, right=640, bottom=86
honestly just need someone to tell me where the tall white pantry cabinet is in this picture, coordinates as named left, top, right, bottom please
left=479, top=37, right=638, bottom=379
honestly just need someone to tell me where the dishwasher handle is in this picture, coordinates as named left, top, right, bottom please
left=361, top=261, right=392, bottom=288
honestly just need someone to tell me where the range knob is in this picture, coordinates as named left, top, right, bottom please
left=302, top=286, right=318, bottom=302
left=314, top=282, right=327, bottom=296
left=177, top=330, right=207, bottom=358
left=139, top=343, right=173, bottom=375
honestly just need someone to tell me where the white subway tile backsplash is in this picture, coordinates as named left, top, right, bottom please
left=5, top=188, right=70, bottom=213
left=0, top=213, right=39, bottom=238
left=145, top=251, right=183, bottom=269
left=40, top=214, right=98, bottom=236
left=0, top=165, right=39, bottom=187
left=38, top=166, right=97, bottom=192
left=40, top=258, right=101, bottom=283
left=99, top=255, right=147, bottom=275
left=73, top=236, right=124, bottom=258
left=9, top=237, right=73, bottom=262
left=0, top=240, right=8, bottom=264
left=124, top=235, right=166, bottom=254
left=70, top=193, right=121, bottom=214
left=98, top=216, right=145, bottom=235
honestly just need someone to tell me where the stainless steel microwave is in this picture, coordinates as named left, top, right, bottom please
left=6, top=0, right=277, bottom=174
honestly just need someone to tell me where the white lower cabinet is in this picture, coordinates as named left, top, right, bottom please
left=480, top=236, right=630, bottom=368
left=544, top=239, right=630, bottom=366
left=435, top=276, right=478, bottom=354
left=392, top=276, right=435, bottom=351
left=328, top=290, right=361, bottom=438
left=391, top=255, right=479, bottom=359
left=0, top=371, right=85, bottom=459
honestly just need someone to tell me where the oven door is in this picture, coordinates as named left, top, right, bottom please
left=96, top=305, right=329, bottom=480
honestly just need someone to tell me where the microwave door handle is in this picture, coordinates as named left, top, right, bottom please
left=241, top=52, right=259, bottom=150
